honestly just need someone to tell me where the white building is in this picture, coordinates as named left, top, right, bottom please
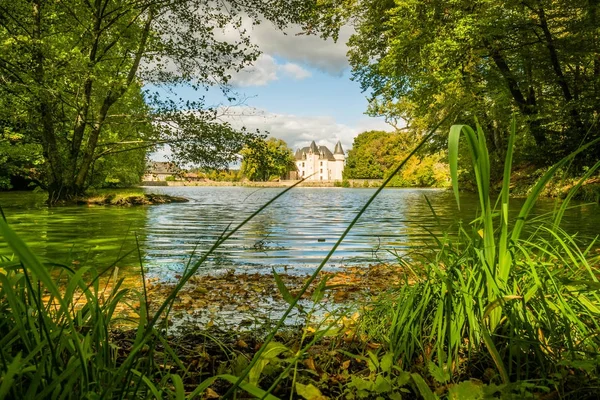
left=294, top=141, right=345, bottom=181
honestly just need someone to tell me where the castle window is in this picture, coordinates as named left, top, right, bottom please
left=320, top=169, right=323, bottom=173
left=302, top=162, right=305, bottom=167
left=320, top=161, right=323, bottom=166
left=320, top=176, right=323, bottom=180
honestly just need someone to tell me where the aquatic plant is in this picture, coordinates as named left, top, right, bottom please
left=358, top=117, right=600, bottom=391
left=1, top=116, right=599, bottom=399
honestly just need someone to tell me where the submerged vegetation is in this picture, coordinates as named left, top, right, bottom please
left=1, top=119, right=599, bottom=399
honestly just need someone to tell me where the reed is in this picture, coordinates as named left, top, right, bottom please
left=1, top=117, right=599, bottom=398
left=358, top=117, right=600, bottom=387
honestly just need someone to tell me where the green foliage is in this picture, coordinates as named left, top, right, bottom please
left=0, top=129, right=44, bottom=190
left=0, top=0, right=311, bottom=200
left=240, top=137, right=296, bottom=182
left=344, top=130, right=450, bottom=187
left=342, top=351, right=412, bottom=399
left=308, top=0, right=600, bottom=164
left=357, top=118, right=600, bottom=386
left=208, top=169, right=241, bottom=182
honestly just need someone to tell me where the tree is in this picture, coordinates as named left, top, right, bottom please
left=0, top=129, right=44, bottom=190
left=308, top=0, right=600, bottom=163
left=0, top=0, right=311, bottom=202
left=343, top=130, right=449, bottom=187
left=240, top=137, right=296, bottom=181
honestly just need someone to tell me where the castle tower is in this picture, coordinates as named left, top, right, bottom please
left=333, top=141, right=345, bottom=161
left=332, top=140, right=345, bottom=180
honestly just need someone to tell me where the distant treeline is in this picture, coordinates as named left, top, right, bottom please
left=343, top=130, right=451, bottom=188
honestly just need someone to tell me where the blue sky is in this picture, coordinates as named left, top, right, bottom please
left=151, top=21, right=391, bottom=160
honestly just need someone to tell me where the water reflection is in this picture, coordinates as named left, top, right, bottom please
left=0, top=192, right=148, bottom=268
left=1, top=187, right=598, bottom=281
left=141, top=187, right=599, bottom=278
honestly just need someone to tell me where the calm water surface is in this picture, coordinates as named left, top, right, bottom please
left=1, top=187, right=598, bottom=280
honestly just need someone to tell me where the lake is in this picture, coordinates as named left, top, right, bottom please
left=1, top=187, right=598, bottom=280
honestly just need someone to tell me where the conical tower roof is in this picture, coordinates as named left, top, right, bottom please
left=309, top=140, right=319, bottom=153
left=334, top=140, right=344, bottom=155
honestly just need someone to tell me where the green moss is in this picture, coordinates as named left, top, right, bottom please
left=76, top=189, right=188, bottom=206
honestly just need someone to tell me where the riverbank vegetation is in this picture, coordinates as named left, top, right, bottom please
left=343, top=130, right=451, bottom=188
left=240, top=137, right=297, bottom=182
left=80, top=190, right=189, bottom=206
left=0, top=0, right=311, bottom=202
left=306, top=0, right=600, bottom=192
left=1, top=120, right=600, bottom=398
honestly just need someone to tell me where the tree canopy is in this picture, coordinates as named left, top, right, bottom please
left=0, top=0, right=311, bottom=201
left=344, top=130, right=450, bottom=187
left=309, top=0, right=600, bottom=163
left=240, top=137, right=296, bottom=181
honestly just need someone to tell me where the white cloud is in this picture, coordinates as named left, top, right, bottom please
left=217, top=106, right=392, bottom=152
left=250, top=24, right=353, bottom=75
left=149, top=107, right=394, bottom=162
left=280, top=62, right=312, bottom=80
left=219, top=16, right=353, bottom=78
left=229, top=54, right=311, bottom=87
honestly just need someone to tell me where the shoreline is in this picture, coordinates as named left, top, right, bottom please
left=77, top=191, right=189, bottom=206
left=141, top=179, right=449, bottom=189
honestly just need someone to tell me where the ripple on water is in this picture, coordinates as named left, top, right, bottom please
left=1, top=187, right=599, bottom=280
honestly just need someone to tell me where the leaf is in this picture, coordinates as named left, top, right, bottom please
left=380, top=352, right=394, bottom=374
left=295, top=382, right=327, bottom=400
left=304, top=357, right=317, bottom=372
left=350, top=376, right=374, bottom=392
left=0, top=352, right=21, bottom=399
left=374, top=375, right=392, bottom=394
left=367, top=351, right=379, bottom=372
left=427, top=362, right=450, bottom=384
left=272, top=268, right=294, bottom=305
left=248, top=342, right=289, bottom=385
left=448, top=381, right=484, bottom=400
left=411, top=373, right=438, bottom=400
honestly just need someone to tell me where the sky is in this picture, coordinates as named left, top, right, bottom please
left=150, top=19, right=392, bottom=161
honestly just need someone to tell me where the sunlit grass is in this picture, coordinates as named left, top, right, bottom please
left=357, top=117, right=600, bottom=388
left=1, top=116, right=600, bottom=398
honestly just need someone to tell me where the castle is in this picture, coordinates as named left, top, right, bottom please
left=294, top=140, right=345, bottom=181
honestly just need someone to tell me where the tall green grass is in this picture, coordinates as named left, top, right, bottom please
left=358, top=117, right=600, bottom=388
left=1, top=116, right=599, bottom=398
left=0, top=179, right=310, bottom=399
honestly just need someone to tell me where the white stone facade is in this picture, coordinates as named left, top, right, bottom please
left=294, top=141, right=345, bottom=181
